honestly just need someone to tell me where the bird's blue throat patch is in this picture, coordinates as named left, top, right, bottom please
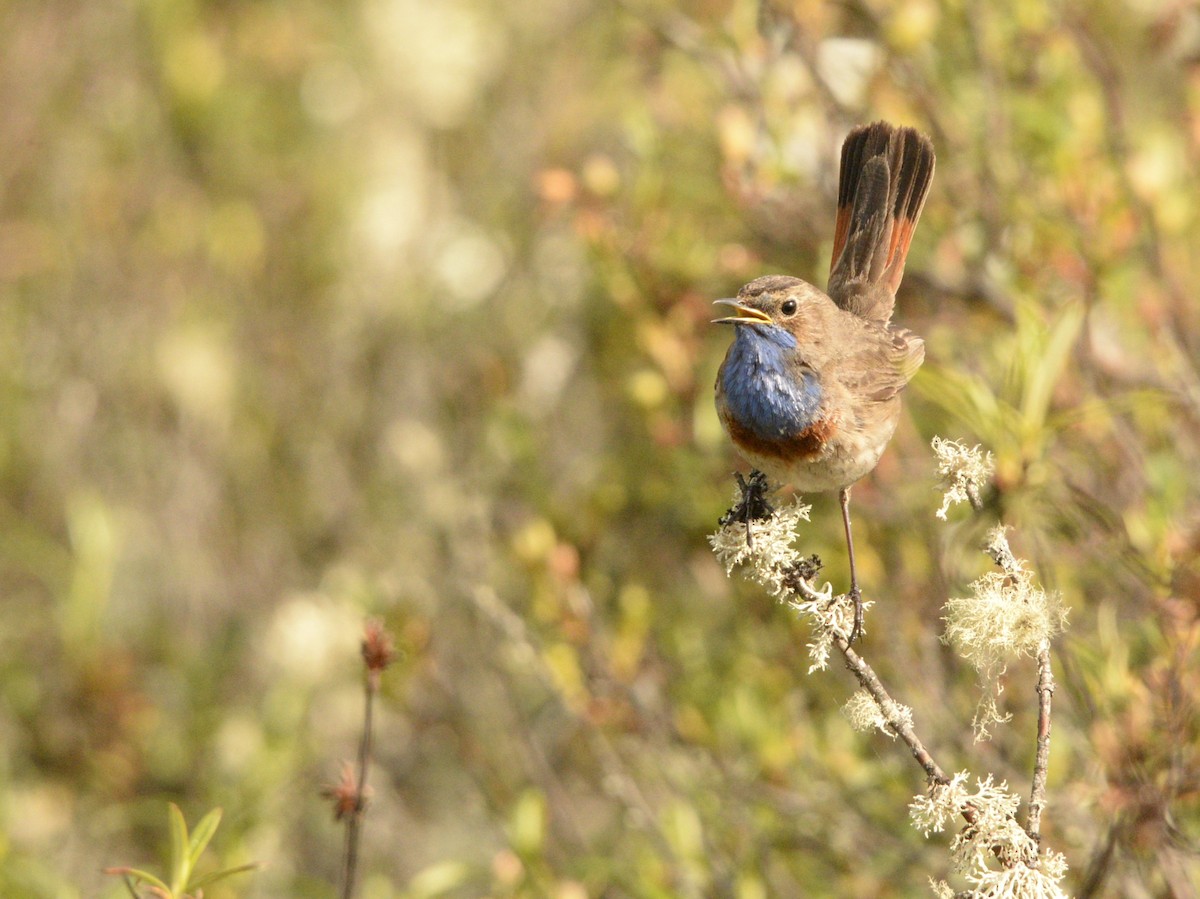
left=721, top=324, right=823, bottom=440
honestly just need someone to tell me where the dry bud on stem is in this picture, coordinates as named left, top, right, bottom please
left=322, top=761, right=368, bottom=822
left=362, top=618, right=397, bottom=690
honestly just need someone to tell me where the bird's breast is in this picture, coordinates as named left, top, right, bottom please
left=716, top=326, right=829, bottom=458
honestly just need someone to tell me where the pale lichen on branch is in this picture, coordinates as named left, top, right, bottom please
left=710, top=436, right=1073, bottom=897
left=709, top=489, right=862, bottom=671
left=943, top=527, right=1068, bottom=740
left=932, top=436, right=994, bottom=517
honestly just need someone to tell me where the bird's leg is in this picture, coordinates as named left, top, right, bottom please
left=839, top=486, right=864, bottom=644
left=741, top=473, right=755, bottom=549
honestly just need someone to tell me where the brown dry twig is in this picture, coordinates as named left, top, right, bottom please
left=323, top=619, right=396, bottom=899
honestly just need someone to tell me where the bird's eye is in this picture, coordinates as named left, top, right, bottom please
left=781, top=299, right=798, bottom=316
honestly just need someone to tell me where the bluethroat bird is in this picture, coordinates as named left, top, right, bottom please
left=714, top=121, right=935, bottom=643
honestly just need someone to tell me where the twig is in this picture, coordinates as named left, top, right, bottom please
left=342, top=675, right=377, bottom=899
left=724, top=484, right=1058, bottom=859
left=788, top=568, right=950, bottom=785
left=325, top=620, right=395, bottom=899
left=841, top=633, right=951, bottom=785
left=780, top=574, right=1023, bottom=838
left=1027, top=640, right=1055, bottom=843
left=984, top=531, right=1058, bottom=846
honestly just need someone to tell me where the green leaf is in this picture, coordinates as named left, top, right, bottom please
left=187, top=861, right=262, bottom=891
left=105, top=866, right=172, bottom=894
left=912, top=364, right=1005, bottom=442
left=168, top=802, right=190, bottom=896
left=187, top=807, right=223, bottom=870
left=1020, top=300, right=1084, bottom=435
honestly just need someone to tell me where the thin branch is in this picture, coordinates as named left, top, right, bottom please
left=984, top=531, right=1058, bottom=846
left=984, top=529, right=1060, bottom=848
left=326, top=621, right=395, bottom=899
left=779, top=572, right=1029, bottom=845
left=341, top=676, right=377, bottom=899
left=790, top=572, right=950, bottom=785
left=1027, top=640, right=1055, bottom=843
left=720, top=475, right=1060, bottom=864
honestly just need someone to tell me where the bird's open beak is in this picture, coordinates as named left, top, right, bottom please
left=712, top=299, right=772, bottom=325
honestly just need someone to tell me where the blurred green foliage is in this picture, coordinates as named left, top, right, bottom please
left=104, top=803, right=258, bottom=897
left=1, top=0, right=1198, bottom=895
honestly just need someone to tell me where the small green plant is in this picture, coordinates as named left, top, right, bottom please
left=104, top=803, right=258, bottom=898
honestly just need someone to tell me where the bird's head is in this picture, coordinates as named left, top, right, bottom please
left=712, top=275, right=831, bottom=350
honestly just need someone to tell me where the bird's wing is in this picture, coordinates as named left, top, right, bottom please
left=837, top=326, right=926, bottom=403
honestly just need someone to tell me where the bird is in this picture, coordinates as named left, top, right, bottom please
left=713, top=121, right=935, bottom=644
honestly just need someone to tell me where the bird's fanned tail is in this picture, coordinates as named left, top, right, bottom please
left=828, top=122, right=936, bottom=323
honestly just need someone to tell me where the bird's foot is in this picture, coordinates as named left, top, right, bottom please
left=720, top=470, right=775, bottom=549
left=847, top=586, right=864, bottom=646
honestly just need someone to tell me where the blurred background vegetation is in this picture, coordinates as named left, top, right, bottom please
left=1, top=0, right=1198, bottom=895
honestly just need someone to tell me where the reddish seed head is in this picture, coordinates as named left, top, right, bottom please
left=361, top=619, right=396, bottom=674
left=321, top=761, right=368, bottom=821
